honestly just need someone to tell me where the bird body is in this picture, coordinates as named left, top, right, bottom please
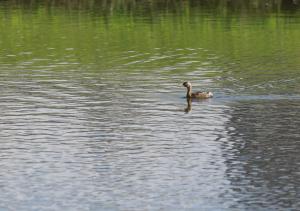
left=183, top=81, right=213, bottom=99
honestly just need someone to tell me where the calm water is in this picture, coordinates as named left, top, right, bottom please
left=0, top=0, right=300, bottom=210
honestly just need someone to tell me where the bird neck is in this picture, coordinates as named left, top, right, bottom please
left=186, top=87, right=192, bottom=98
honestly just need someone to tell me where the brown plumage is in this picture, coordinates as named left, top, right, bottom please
left=182, top=81, right=213, bottom=99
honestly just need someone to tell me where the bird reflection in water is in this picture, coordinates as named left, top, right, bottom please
left=183, top=97, right=214, bottom=113
left=184, top=98, right=192, bottom=113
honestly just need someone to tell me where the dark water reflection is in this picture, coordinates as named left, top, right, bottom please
left=0, top=0, right=300, bottom=210
left=223, top=100, right=300, bottom=210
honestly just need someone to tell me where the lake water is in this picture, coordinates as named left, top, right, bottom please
left=0, top=0, right=300, bottom=210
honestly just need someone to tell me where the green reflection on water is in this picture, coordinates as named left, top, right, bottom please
left=0, top=0, right=300, bottom=94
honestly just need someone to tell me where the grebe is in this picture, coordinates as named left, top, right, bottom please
left=183, top=81, right=213, bottom=99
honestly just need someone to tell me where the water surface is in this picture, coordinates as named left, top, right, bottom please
left=0, top=0, right=300, bottom=210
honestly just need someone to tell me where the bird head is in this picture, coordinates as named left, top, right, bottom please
left=182, top=81, right=192, bottom=88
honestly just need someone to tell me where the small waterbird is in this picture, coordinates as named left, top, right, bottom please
left=182, top=81, right=213, bottom=99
